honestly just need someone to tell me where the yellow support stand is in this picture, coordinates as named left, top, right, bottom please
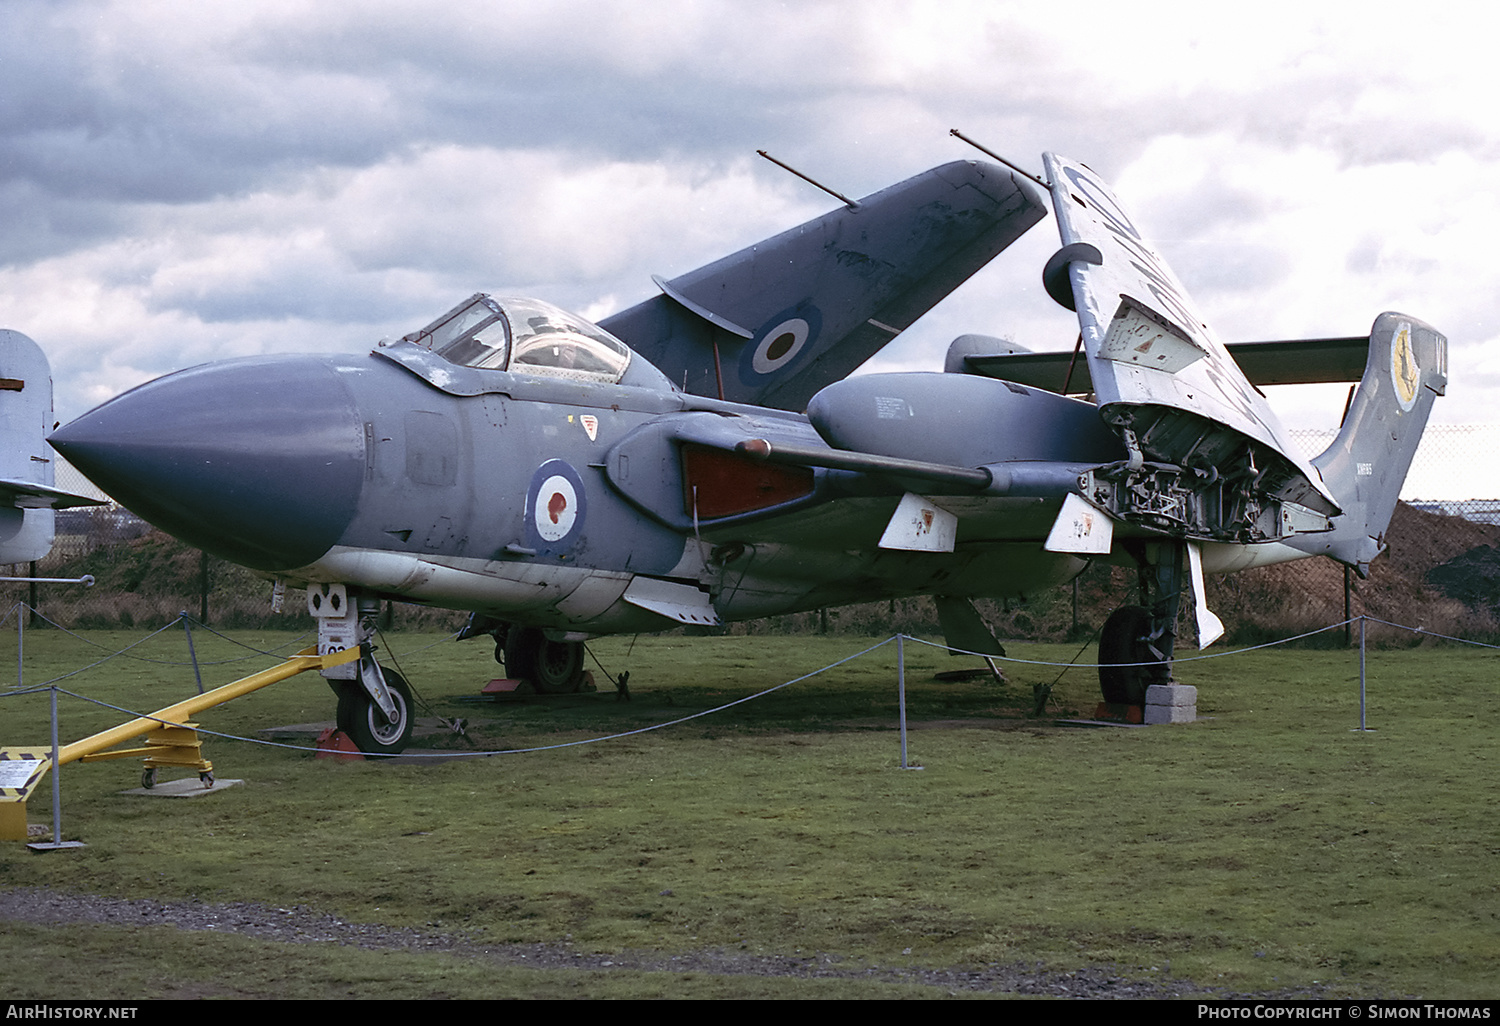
left=2, top=645, right=361, bottom=839
left=76, top=722, right=214, bottom=790
left=143, top=723, right=212, bottom=787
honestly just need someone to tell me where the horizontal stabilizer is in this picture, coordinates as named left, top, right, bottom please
left=960, top=335, right=1371, bottom=392
left=1, top=328, right=99, bottom=562
left=0, top=478, right=106, bottom=509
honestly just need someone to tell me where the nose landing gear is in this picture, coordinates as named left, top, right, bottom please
left=337, top=665, right=414, bottom=755
left=311, top=584, right=417, bottom=755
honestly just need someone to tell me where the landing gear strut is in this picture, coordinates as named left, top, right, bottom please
left=310, top=585, right=416, bottom=755
left=1098, top=543, right=1182, bottom=705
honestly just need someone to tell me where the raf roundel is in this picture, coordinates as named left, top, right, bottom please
left=526, top=459, right=587, bottom=551
left=752, top=318, right=810, bottom=374
left=741, top=306, right=822, bottom=381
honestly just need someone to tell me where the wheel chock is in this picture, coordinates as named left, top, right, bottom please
left=1094, top=702, right=1144, bottom=724
left=482, top=670, right=596, bottom=698
left=315, top=728, right=364, bottom=760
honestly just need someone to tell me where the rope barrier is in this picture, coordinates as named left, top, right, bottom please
left=170, top=614, right=314, bottom=661
left=1357, top=616, right=1500, bottom=651
left=3, top=604, right=314, bottom=667
left=0, top=613, right=189, bottom=692
left=2, top=613, right=1494, bottom=767
left=904, top=619, right=1351, bottom=668
left=44, top=636, right=898, bottom=759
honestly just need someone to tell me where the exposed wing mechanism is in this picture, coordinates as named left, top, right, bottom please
left=1037, top=154, right=1341, bottom=546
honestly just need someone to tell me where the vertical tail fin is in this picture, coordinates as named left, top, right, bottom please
left=0, top=330, right=109, bottom=562
left=1301, top=313, right=1447, bottom=574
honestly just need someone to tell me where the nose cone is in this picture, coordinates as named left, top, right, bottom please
left=50, top=355, right=366, bottom=572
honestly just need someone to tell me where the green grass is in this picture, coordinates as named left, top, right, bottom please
left=1, top=627, right=1497, bottom=998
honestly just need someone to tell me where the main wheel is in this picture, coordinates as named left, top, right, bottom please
left=503, top=627, right=584, bottom=694
left=1098, top=605, right=1162, bottom=706
left=337, top=666, right=414, bottom=755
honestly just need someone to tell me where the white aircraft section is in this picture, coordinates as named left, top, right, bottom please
left=1043, top=153, right=1338, bottom=514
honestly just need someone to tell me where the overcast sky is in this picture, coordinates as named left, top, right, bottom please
left=4, top=0, right=1497, bottom=464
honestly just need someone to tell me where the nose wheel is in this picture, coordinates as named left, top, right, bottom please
left=337, top=666, right=414, bottom=754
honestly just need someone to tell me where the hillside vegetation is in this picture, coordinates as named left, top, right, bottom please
left=2, top=503, right=1495, bottom=645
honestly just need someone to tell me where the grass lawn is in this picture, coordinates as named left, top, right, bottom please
left=0, top=626, right=1496, bottom=998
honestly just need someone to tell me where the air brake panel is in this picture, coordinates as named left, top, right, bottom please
left=681, top=444, right=814, bottom=519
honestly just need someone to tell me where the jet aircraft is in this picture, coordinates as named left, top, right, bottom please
left=49, top=154, right=1445, bottom=754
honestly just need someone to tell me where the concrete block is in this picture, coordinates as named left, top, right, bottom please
left=1144, top=683, right=1197, bottom=724
left=1146, top=683, right=1196, bottom=706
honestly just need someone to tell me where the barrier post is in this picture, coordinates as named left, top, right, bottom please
left=181, top=612, right=204, bottom=694
left=1344, top=567, right=1353, bottom=648
left=49, top=686, right=61, bottom=842
left=896, top=634, right=920, bottom=770
left=25, top=685, right=85, bottom=851
left=1355, top=615, right=1373, bottom=733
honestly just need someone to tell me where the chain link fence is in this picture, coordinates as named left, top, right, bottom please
left=10, top=433, right=1500, bottom=645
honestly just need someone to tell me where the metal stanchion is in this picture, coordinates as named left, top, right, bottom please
left=1353, top=615, right=1375, bottom=733
left=897, top=634, right=921, bottom=770
left=28, top=685, right=86, bottom=852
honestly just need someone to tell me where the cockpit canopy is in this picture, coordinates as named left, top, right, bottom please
left=404, top=294, right=633, bottom=385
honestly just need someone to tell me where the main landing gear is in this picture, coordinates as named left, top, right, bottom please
left=1098, top=543, right=1182, bottom=705
left=458, top=615, right=586, bottom=694
left=1098, top=605, right=1165, bottom=705
left=503, top=627, right=585, bottom=694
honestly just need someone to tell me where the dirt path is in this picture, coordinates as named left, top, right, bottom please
left=0, top=885, right=1331, bottom=999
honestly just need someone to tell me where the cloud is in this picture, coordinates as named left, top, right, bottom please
left=1, top=0, right=1497, bottom=443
